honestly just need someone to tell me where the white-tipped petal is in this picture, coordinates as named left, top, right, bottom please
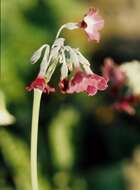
left=30, top=44, right=47, bottom=64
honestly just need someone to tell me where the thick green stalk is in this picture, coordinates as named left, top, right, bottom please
left=31, top=89, right=42, bottom=190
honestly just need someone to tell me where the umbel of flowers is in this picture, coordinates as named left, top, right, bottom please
left=27, top=8, right=107, bottom=96
left=27, top=8, right=108, bottom=190
left=102, top=58, right=140, bottom=115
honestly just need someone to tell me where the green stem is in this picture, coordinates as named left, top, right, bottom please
left=31, top=89, right=42, bottom=190
left=55, top=23, right=78, bottom=39
left=55, top=24, right=66, bottom=39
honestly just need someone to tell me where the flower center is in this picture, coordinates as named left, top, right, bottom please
left=80, top=20, right=87, bottom=29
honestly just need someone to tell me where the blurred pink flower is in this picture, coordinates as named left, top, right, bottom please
left=113, top=101, right=135, bottom=115
left=79, top=8, right=104, bottom=42
left=102, top=58, right=140, bottom=115
left=113, top=96, right=139, bottom=115
left=26, top=76, right=55, bottom=93
left=59, top=70, right=108, bottom=96
left=102, top=58, right=126, bottom=88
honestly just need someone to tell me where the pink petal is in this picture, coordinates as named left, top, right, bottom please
left=87, top=85, right=97, bottom=96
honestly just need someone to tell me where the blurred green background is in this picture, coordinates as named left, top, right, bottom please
left=1, top=0, right=140, bottom=190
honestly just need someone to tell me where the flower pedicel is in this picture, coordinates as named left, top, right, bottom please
left=27, top=8, right=107, bottom=190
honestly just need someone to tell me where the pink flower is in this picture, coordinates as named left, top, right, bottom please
left=113, top=101, right=135, bottom=115
left=113, top=95, right=139, bottom=115
left=102, top=58, right=126, bottom=88
left=26, top=76, right=55, bottom=93
left=79, top=8, right=104, bottom=42
left=59, top=71, right=108, bottom=96
left=102, top=58, right=140, bottom=115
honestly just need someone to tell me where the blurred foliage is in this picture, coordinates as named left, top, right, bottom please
left=1, top=0, right=140, bottom=190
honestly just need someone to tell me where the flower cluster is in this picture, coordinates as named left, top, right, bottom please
left=27, top=8, right=108, bottom=96
left=102, top=58, right=140, bottom=114
left=60, top=70, right=107, bottom=96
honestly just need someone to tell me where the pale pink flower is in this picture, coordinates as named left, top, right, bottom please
left=59, top=71, right=108, bottom=96
left=79, top=8, right=104, bottom=42
left=26, top=76, right=55, bottom=93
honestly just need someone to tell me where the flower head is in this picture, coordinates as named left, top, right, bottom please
left=26, top=76, right=55, bottom=93
left=79, top=8, right=104, bottom=42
